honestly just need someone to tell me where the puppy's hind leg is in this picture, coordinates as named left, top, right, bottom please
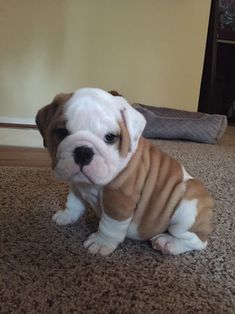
left=151, top=231, right=207, bottom=255
left=52, top=190, right=86, bottom=225
left=151, top=199, right=210, bottom=255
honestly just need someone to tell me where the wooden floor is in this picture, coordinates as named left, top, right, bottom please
left=0, top=146, right=50, bottom=167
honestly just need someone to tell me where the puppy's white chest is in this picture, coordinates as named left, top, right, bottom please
left=79, top=185, right=102, bottom=217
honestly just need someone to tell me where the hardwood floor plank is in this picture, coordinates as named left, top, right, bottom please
left=0, top=146, right=51, bottom=167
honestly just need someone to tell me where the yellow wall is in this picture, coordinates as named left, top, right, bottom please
left=0, top=0, right=211, bottom=119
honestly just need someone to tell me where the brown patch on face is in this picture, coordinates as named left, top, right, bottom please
left=35, top=92, right=73, bottom=167
left=108, top=91, right=131, bottom=157
left=118, top=115, right=131, bottom=158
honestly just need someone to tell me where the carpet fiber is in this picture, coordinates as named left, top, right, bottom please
left=1, top=140, right=234, bottom=313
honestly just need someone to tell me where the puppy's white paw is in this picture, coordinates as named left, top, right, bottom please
left=151, top=232, right=207, bottom=255
left=52, top=209, right=78, bottom=225
left=83, top=233, right=117, bottom=256
left=151, top=233, right=180, bottom=255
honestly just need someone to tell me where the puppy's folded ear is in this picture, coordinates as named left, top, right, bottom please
left=118, top=118, right=131, bottom=158
left=115, top=96, right=146, bottom=155
left=109, top=90, right=123, bottom=97
left=35, top=93, right=72, bottom=147
left=36, top=103, right=57, bottom=148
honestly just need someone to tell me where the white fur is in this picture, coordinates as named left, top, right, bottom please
left=151, top=198, right=207, bottom=255
left=54, top=130, right=119, bottom=184
left=83, top=212, right=133, bottom=256
left=170, top=199, right=198, bottom=234
left=151, top=232, right=207, bottom=255
left=127, top=222, right=142, bottom=240
left=182, top=165, right=193, bottom=181
left=52, top=190, right=86, bottom=225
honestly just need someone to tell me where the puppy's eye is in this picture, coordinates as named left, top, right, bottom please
left=54, top=128, right=69, bottom=141
left=104, top=133, right=119, bottom=144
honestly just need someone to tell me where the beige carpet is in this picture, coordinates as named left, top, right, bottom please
left=0, top=139, right=235, bottom=313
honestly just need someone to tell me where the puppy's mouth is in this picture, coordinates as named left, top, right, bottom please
left=70, top=169, right=95, bottom=184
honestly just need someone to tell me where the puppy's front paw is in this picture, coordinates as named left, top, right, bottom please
left=52, top=209, right=78, bottom=225
left=83, top=233, right=117, bottom=256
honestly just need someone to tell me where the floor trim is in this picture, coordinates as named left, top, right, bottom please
left=0, top=123, right=37, bottom=129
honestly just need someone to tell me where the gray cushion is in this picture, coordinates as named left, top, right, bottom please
left=134, top=103, right=227, bottom=144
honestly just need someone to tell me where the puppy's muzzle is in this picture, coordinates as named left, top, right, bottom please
left=73, top=146, right=94, bottom=168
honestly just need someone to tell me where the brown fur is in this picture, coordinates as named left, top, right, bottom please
left=118, top=119, right=131, bottom=158
left=109, top=90, right=123, bottom=97
left=103, top=139, right=145, bottom=220
left=104, top=137, right=214, bottom=241
left=35, top=93, right=72, bottom=167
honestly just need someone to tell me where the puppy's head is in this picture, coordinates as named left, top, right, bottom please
left=36, top=88, right=146, bottom=185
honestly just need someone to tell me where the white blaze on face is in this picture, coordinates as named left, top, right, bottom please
left=53, top=88, right=146, bottom=185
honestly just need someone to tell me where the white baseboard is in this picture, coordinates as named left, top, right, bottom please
left=0, top=116, right=35, bottom=125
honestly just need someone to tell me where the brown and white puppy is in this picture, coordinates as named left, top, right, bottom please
left=36, top=88, right=214, bottom=256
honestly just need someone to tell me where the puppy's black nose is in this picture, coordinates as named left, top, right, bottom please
left=73, top=146, right=94, bottom=167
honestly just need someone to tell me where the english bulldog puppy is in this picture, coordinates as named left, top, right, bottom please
left=36, top=88, right=214, bottom=256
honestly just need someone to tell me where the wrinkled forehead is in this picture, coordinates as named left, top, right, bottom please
left=64, top=89, right=121, bottom=134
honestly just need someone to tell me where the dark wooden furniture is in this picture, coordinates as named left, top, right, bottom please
left=198, top=0, right=235, bottom=123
